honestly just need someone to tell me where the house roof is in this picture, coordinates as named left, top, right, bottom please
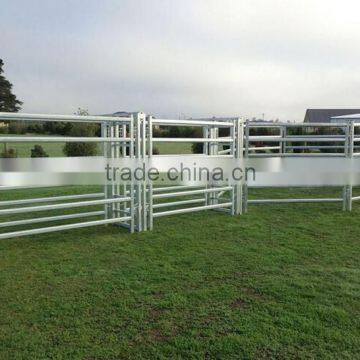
left=304, top=109, right=360, bottom=123
left=332, top=113, right=360, bottom=120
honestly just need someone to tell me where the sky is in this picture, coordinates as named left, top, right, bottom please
left=1, top=0, right=360, bottom=121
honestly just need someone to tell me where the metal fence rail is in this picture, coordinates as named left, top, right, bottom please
left=0, top=111, right=359, bottom=240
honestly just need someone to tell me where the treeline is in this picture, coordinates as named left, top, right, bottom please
left=0, top=120, right=101, bottom=137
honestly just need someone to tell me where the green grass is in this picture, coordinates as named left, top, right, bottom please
left=1, top=139, right=67, bottom=157
left=156, top=142, right=193, bottom=154
left=0, top=187, right=359, bottom=359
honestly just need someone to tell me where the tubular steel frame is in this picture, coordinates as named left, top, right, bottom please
left=0, top=112, right=358, bottom=239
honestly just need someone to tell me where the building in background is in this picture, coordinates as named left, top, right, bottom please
left=304, top=109, right=360, bottom=123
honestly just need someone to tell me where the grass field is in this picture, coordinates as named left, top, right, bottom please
left=0, top=186, right=359, bottom=358
left=1, top=138, right=193, bottom=157
left=1, top=138, right=67, bottom=157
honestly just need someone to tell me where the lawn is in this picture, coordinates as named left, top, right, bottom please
left=157, top=142, right=193, bottom=154
left=1, top=138, right=67, bottom=157
left=0, top=186, right=359, bottom=359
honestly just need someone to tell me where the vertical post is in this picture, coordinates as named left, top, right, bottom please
left=115, top=122, right=121, bottom=218
left=141, top=113, right=147, bottom=231
left=242, top=181, right=248, bottom=213
left=281, top=125, right=287, bottom=154
left=343, top=185, right=353, bottom=212
left=242, top=118, right=248, bottom=213
left=233, top=117, right=245, bottom=215
left=132, top=112, right=148, bottom=231
left=121, top=123, right=127, bottom=156
left=209, top=126, right=219, bottom=205
left=230, top=120, right=236, bottom=157
left=349, top=121, right=354, bottom=158
left=130, top=178, right=135, bottom=233
left=349, top=121, right=354, bottom=211
left=238, top=117, right=244, bottom=159
left=108, top=122, right=114, bottom=220
left=129, top=115, right=134, bottom=158
left=142, top=113, right=146, bottom=158
left=245, top=119, right=250, bottom=158
left=209, top=126, right=218, bottom=155
left=148, top=115, right=153, bottom=158
left=343, top=121, right=353, bottom=211
left=230, top=120, right=236, bottom=215
left=101, top=121, right=109, bottom=220
left=129, top=114, right=135, bottom=232
left=147, top=115, right=153, bottom=230
left=203, top=126, right=209, bottom=206
left=203, top=126, right=209, bottom=155
left=133, top=112, right=142, bottom=231
left=110, top=123, right=116, bottom=218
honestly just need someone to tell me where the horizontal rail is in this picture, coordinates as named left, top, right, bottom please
left=218, top=148, right=232, bottom=154
left=0, top=197, right=131, bottom=215
left=0, top=193, right=104, bottom=207
left=248, top=136, right=346, bottom=142
left=153, top=202, right=232, bottom=218
left=152, top=137, right=233, bottom=143
left=249, top=153, right=346, bottom=157
left=0, top=112, right=131, bottom=123
left=0, top=185, right=64, bottom=191
left=153, top=187, right=232, bottom=199
left=0, top=136, right=132, bottom=143
left=0, top=216, right=131, bottom=240
left=286, top=145, right=345, bottom=149
left=153, top=185, right=204, bottom=193
left=152, top=119, right=234, bottom=127
left=286, top=135, right=345, bottom=138
left=152, top=154, right=233, bottom=158
left=152, top=198, right=205, bottom=209
left=249, top=145, right=345, bottom=151
left=248, top=198, right=342, bottom=204
left=247, top=122, right=348, bottom=127
left=123, top=185, right=204, bottom=196
left=249, top=135, right=282, bottom=140
left=248, top=146, right=281, bottom=151
left=0, top=211, right=105, bottom=228
left=285, top=137, right=346, bottom=142
left=351, top=196, right=360, bottom=201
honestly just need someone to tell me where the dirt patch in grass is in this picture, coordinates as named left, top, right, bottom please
left=241, top=287, right=265, bottom=301
left=230, top=298, right=248, bottom=310
left=148, top=328, right=170, bottom=343
left=148, top=307, right=164, bottom=321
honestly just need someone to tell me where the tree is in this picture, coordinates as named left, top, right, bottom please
left=0, top=146, right=17, bottom=158
left=0, top=60, right=23, bottom=153
left=192, top=142, right=203, bottom=154
left=31, top=145, right=49, bottom=157
left=63, top=108, right=98, bottom=157
left=0, top=59, right=22, bottom=112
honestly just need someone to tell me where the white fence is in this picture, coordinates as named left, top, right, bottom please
left=0, top=112, right=358, bottom=239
